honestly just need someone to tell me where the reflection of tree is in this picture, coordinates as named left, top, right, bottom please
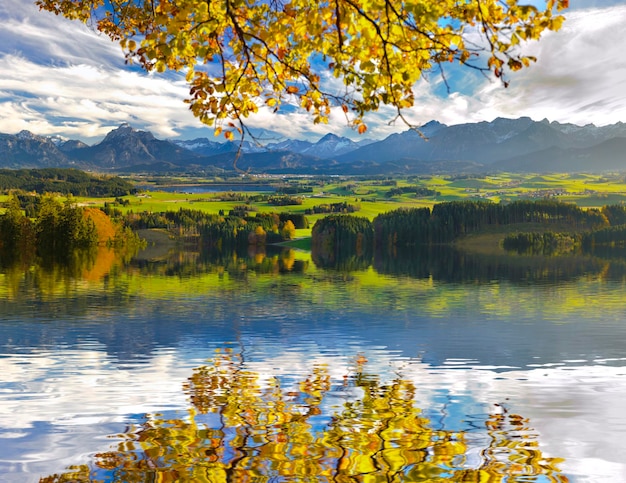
left=132, top=246, right=308, bottom=279
left=41, top=352, right=567, bottom=483
left=0, top=246, right=137, bottom=300
left=374, top=245, right=610, bottom=285
left=472, top=407, right=567, bottom=481
left=312, top=248, right=373, bottom=272
left=313, top=241, right=616, bottom=283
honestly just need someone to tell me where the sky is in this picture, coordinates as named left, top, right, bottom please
left=1, top=0, right=626, bottom=144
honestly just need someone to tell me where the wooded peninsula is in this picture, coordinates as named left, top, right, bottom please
left=3, top=169, right=626, bottom=267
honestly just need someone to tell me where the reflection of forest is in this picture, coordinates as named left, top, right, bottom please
left=0, top=246, right=135, bottom=300
left=375, top=247, right=613, bottom=284
left=0, top=245, right=307, bottom=291
left=41, top=353, right=568, bottom=483
left=132, top=244, right=626, bottom=284
left=4, top=243, right=626, bottom=296
left=313, top=244, right=624, bottom=285
left=130, top=245, right=309, bottom=278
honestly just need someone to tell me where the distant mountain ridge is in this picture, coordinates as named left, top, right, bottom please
left=0, top=130, right=71, bottom=168
left=2, top=118, right=626, bottom=174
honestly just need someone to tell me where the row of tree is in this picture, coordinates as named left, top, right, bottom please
left=305, top=201, right=360, bottom=214
left=0, top=168, right=135, bottom=197
left=123, top=208, right=305, bottom=250
left=424, top=200, right=607, bottom=243
left=311, top=214, right=374, bottom=267
left=502, top=232, right=581, bottom=256
left=311, top=200, right=624, bottom=257
left=385, top=186, right=440, bottom=198
left=500, top=205, right=626, bottom=254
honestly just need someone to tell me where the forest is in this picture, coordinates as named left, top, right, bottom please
left=0, top=194, right=141, bottom=265
left=6, top=181, right=626, bottom=269
left=0, top=168, right=135, bottom=197
left=311, top=199, right=626, bottom=260
left=0, top=191, right=308, bottom=265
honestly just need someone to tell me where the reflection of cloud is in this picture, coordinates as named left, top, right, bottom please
left=1, top=2, right=626, bottom=142
left=2, top=337, right=626, bottom=482
left=0, top=349, right=195, bottom=482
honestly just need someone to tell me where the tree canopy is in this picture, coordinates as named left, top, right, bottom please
left=37, top=0, right=568, bottom=137
left=0, top=168, right=135, bottom=197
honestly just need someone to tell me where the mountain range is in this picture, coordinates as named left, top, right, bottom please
left=3, top=118, right=626, bottom=174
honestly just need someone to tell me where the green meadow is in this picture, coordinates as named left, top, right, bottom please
left=6, top=172, right=626, bottom=241
left=74, top=172, right=626, bottom=220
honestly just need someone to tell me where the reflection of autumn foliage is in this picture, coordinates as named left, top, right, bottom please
left=81, top=246, right=118, bottom=281
left=41, top=352, right=568, bottom=483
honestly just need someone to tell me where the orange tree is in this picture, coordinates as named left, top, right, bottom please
left=37, top=0, right=568, bottom=137
left=41, top=351, right=568, bottom=482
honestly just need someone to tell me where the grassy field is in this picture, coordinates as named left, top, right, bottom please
left=5, top=172, right=626, bottom=221
left=109, top=173, right=626, bottom=207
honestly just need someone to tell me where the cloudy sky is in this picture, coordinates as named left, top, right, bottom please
left=1, top=0, right=626, bottom=144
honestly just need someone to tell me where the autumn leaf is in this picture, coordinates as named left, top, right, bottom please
left=36, top=0, right=568, bottom=133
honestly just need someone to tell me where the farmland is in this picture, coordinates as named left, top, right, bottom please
left=69, top=172, right=626, bottom=222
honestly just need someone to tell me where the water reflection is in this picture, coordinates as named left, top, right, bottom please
left=130, top=245, right=308, bottom=279
left=2, top=242, right=626, bottom=298
left=40, top=352, right=567, bottom=483
left=314, top=243, right=616, bottom=285
left=3, top=246, right=626, bottom=481
left=160, top=243, right=626, bottom=285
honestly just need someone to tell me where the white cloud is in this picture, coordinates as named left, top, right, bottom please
left=0, top=0, right=121, bottom=67
left=0, top=1, right=207, bottom=142
left=247, top=4, right=626, bottom=139
left=0, top=54, right=200, bottom=141
left=404, top=5, right=626, bottom=129
left=474, top=6, right=626, bottom=126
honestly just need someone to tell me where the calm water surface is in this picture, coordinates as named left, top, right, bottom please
left=136, top=183, right=276, bottom=194
left=1, top=248, right=626, bottom=482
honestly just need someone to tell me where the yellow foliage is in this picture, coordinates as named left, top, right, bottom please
left=83, top=207, right=117, bottom=245
left=281, top=220, right=296, bottom=240
left=42, top=353, right=568, bottom=483
left=36, top=0, right=568, bottom=134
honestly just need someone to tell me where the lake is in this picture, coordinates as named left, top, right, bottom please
left=136, top=183, right=276, bottom=194
left=1, top=246, right=626, bottom=482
